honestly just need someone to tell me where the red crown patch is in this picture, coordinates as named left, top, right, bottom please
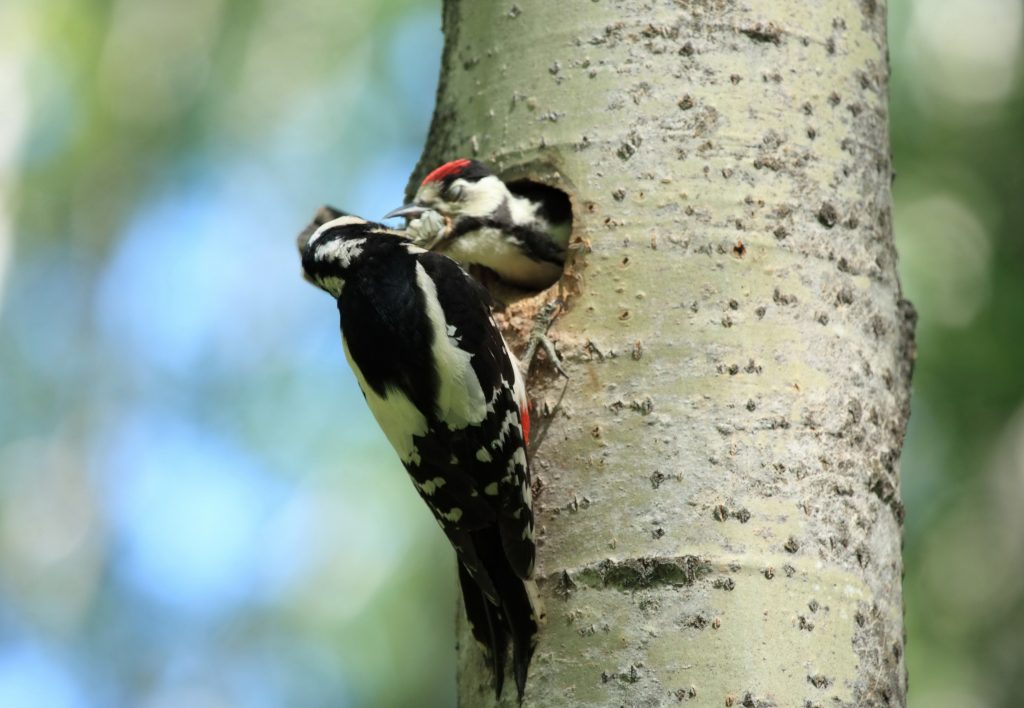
left=421, top=158, right=472, bottom=186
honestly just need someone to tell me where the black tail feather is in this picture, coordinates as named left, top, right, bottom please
left=503, top=574, right=537, bottom=701
left=463, top=530, right=539, bottom=703
left=458, top=562, right=507, bottom=699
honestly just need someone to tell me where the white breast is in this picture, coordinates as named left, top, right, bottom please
left=343, top=337, right=428, bottom=465
left=442, top=228, right=562, bottom=289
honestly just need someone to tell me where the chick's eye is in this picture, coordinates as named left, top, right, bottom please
left=446, top=183, right=464, bottom=201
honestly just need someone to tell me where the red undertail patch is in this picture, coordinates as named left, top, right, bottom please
left=521, top=404, right=531, bottom=444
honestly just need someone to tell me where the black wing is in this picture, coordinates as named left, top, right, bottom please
left=415, top=251, right=535, bottom=579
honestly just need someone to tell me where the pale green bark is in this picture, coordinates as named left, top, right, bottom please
left=414, top=1, right=912, bottom=706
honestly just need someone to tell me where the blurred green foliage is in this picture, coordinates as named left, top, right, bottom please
left=890, top=2, right=1024, bottom=706
left=0, top=0, right=1021, bottom=706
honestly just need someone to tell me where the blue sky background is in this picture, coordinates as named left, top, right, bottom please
left=0, top=1, right=457, bottom=706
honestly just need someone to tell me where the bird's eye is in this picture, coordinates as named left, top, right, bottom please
left=446, top=183, right=464, bottom=201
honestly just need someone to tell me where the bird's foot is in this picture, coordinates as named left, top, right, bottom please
left=520, top=299, right=567, bottom=378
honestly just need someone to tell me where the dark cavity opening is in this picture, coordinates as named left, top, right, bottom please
left=500, top=178, right=574, bottom=292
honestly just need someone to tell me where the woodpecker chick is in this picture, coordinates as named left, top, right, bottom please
left=384, top=159, right=572, bottom=291
left=301, top=214, right=539, bottom=701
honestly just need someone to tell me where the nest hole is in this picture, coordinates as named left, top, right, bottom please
left=495, top=178, right=574, bottom=293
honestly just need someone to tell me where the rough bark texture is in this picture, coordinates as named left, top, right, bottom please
left=413, top=1, right=913, bottom=706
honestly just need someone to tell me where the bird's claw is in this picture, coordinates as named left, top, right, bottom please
left=521, top=299, right=567, bottom=378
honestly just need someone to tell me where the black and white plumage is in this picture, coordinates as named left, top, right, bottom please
left=301, top=214, right=539, bottom=700
left=385, top=159, right=572, bottom=290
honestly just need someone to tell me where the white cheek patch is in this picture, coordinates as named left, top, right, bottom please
left=461, top=175, right=506, bottom=216
left=316, top=237, right=365, bottom=268
left=343, top=338, right=428, bottom=465
left=414, top=263, right=488, bottom=429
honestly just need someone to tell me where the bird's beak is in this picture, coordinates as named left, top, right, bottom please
left=382, top=204, right=428, bottom=221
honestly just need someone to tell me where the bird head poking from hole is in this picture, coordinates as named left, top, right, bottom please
left=385, top=159, right=507, bottom=222
left=383, top=159, right=574, bottom=291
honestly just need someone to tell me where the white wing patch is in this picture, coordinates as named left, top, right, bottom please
left=494, top=408, right=522, bottom=454
left=510, top=447, right=528, bottom=474
left=501, top=334, right=529, bottom=411
left=414, top=263, right=488, bottom=430
left=419, top=477, right=447, bottom=495
left=343, top=337, right=427, bottom=465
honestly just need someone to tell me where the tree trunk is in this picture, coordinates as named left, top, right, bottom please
left=412, top=1, right=913, bottom=705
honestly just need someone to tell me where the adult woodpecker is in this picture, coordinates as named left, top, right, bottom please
left=384, top=159, right=572, bottom=291
left=300, top=213, right=539, bottom=700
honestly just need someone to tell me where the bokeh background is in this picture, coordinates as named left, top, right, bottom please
left=0, top=0, right=1020, bottom=706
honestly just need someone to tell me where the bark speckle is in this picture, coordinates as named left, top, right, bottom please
left=807, top=674, right=832, bottom=689
left=817, top=202, right=839, bottom=228
left=674, top=686, right=698, bottom=701
left=562, top=555, right=712, bottom=590
left=740, top=23, right=782, bottom=45
left=773, top=288, right=797, bottom=305
left=712, top=577, right=736, bottom=591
